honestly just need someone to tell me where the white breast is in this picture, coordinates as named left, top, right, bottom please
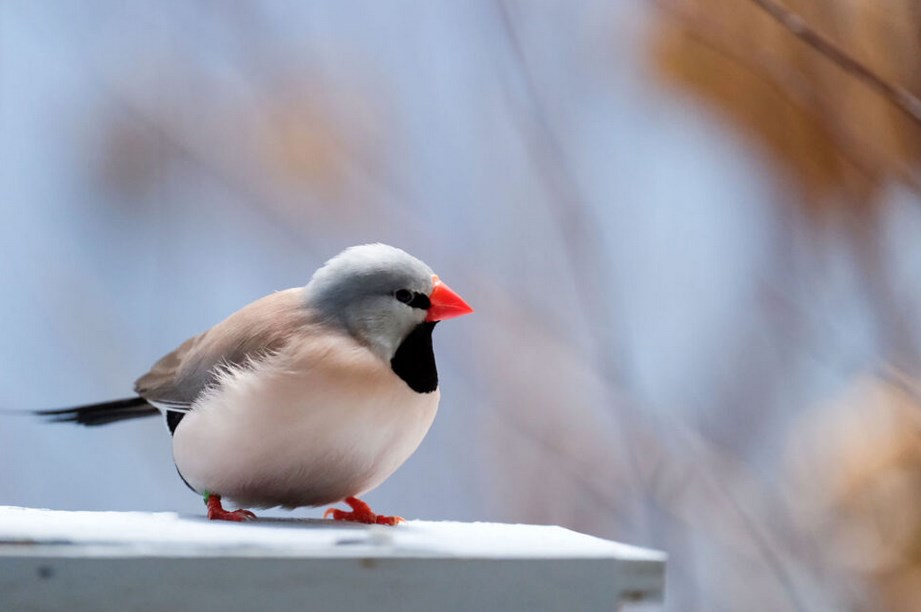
left=171, top=331, right=439, bottom=509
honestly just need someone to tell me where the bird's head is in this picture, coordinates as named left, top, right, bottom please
left=305, top=244, right=473, bottom=360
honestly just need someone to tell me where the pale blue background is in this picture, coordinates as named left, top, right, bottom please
left=2, top=2, right=920, bottom=609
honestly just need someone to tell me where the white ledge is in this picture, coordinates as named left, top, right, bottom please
left=0, top=506, right=665, bottom=611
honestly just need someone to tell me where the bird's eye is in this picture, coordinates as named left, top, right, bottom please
left=394, top=289, right=413, bottom=304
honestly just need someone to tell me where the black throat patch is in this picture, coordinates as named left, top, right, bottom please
left=166, top=410, right=185, bottom=435
left=390, top=322, right=438, bottom=393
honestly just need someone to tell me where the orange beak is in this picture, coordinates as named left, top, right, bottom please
left=425, top=275, right=474, bottom=322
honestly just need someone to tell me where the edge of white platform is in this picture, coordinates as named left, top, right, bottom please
left=0, top=506, right=666, bottom=562
left=0, top=506, right=666, bottom=610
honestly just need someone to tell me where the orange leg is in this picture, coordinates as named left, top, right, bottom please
left=324, top=496, right=404, bottom=526
left=205, top=493, right=257, bottom=522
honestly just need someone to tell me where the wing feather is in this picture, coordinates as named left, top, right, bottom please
left=134, top=288, right=311, bottom=408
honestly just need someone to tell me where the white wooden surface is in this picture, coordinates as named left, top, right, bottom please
left=0, top=506, right=665, bottom=611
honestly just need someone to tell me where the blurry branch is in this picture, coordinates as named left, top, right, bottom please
left=489, top=405, right=624, bottom=514
left=492, top=0, right=630, bottom=387
left=785, top=374, right=921, bottom=611
left=493, top=5, right=809, bottom=605
left=653, top=0, right=921, bottom=198
left=492, top=0, right=646, bottom=512
left=640, top=421, right=813, bottom=610
left=657, top=0, right=921, bottom=386
left=102, top=80, right=419, bottom=249
left=747, top=0, right=921, bottom=126
left=879, top=363, right=921, bottom=420
left=106, top=96, right=315, bottom=250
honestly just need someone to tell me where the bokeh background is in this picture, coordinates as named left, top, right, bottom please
left=2, top=1, right=921, bottom=610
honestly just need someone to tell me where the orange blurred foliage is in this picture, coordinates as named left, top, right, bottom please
left=651, top=0, right=921, bottom=218
left=787, top=373, right=921, bottom=611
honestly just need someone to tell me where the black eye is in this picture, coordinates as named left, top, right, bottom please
left=394, top=289, right=413, bottom=304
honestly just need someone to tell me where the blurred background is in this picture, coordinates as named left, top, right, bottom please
left=2, top=1, right=921, bottom=609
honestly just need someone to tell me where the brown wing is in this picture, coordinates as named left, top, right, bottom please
left=134, top=288, right=311, bottom=408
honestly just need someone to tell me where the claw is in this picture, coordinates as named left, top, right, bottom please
left=205, top=493, right=257, bottom=522
left=323, top=507, right=340, bottom=520
left=324, top=496, right=404, bottom=526
left=374, top=514, right=405, bottom=526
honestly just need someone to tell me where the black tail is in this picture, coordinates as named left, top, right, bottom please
left=36, top=396, right=158, bottom=426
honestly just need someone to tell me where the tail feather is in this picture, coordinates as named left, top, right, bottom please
left=36, top=396, right=158, bottom=426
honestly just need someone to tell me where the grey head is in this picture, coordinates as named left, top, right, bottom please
left=305, top=244, right=436, bottom=360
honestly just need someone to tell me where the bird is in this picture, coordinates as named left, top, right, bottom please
left=37, top=244, right=473, bottom=525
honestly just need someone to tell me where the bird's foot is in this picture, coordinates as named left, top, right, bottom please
left=205, top=493, right=257, bottom=522
left=324, top=496, right=404, bottom=526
